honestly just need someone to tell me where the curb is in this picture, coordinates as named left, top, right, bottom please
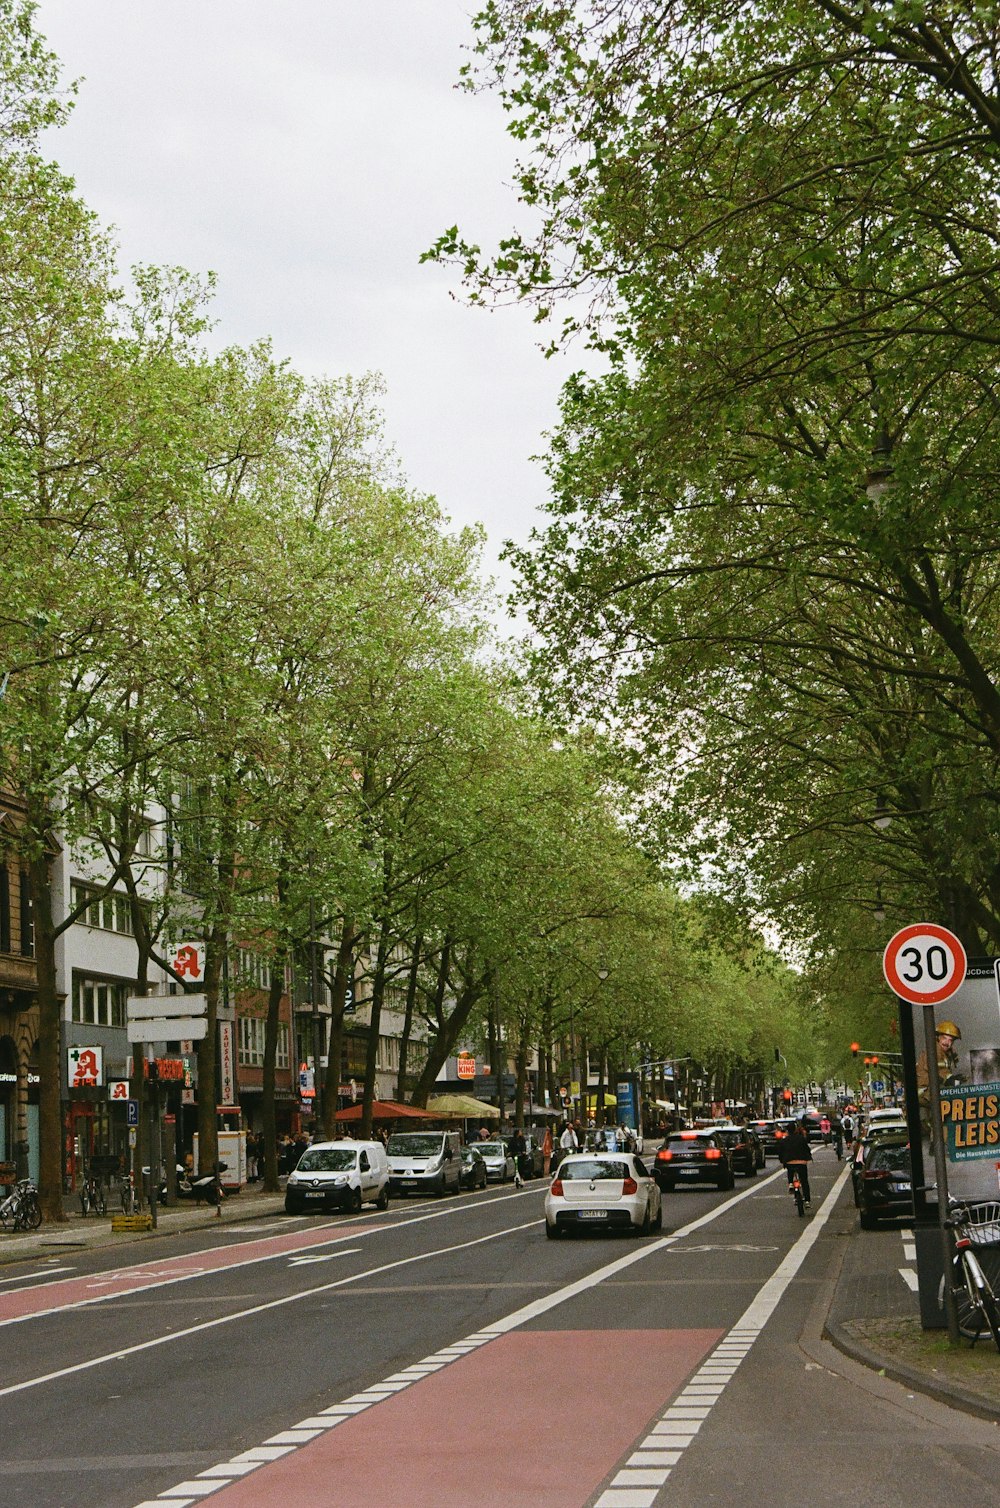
left=0, top=1192, right=289, bottom=1264
left=824, top=1317, right=1000, bottom=1424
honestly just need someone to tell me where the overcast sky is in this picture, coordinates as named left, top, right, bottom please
left=34, top=1, right=571, bottom=618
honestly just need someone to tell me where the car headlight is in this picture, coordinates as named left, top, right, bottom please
left=288, top=1172, right=300, bottom=1185
left=425, top=1156, right=442, bottom=1172
left=333, top=1176, right=348, bottom=1187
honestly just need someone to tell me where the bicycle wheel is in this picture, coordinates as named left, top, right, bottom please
left=23, top=1193, right=41, bottom=1230
left=79, top=1189, right=89, bottom=1217
left=791, top=1177, right=804, bottom=1217
left=96, top=1188, right=106, bottom=1216
left=121, top=1184, right=135, bottom=1215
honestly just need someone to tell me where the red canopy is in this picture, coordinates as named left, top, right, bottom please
left=333, top=1099, right=438, bottom=1123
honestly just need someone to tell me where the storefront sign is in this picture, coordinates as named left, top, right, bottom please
left=457, top=1054, right=476, bottom=1081
left=108, top=1079, right=130, bottom=1101
left=68, top=1046, right=103, bottom=1088
left=167, top=940, right=206, bottom=983
left=219, top=1020, right=236, bottom=1105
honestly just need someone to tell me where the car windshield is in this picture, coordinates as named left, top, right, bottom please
left=561, top=1159, right=629, bottom=1181
left=667, top=1135, right=713, bottom=1151
left=386, top=1135, right=443, bottom=1157
left=870, top=1144, right=910, bottom=1171
left=296, top=1148, right=356, bottom=1173
left=477, top=1143, right=505, bottom=1156
left=716, top=1130, right=744, bottom=1145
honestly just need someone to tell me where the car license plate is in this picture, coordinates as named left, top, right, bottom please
left=578, top=1209, right=607, bottom=1219
left=305, top=1191, right=326, bottom=1199
left=679, top=1168, right=699, bottom=1176
left=896, top=1181, right=911, bottom=1191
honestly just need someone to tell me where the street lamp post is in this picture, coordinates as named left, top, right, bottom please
left=309, top=894, right=323, bottom=1131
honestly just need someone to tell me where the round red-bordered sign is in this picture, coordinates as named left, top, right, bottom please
left=882, top=923, right=967, bottom=1005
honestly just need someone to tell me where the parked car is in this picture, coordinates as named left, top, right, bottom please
left=459, top=1145, right=487, bottom=1190
left=653, top=1130, right=735, bottom=1191
left=866, top=1107, right=907, bottom=1132
left=713, top=1124, right=759, bottom=1177
left=500, top=1132, right=544, bottom=1179
left=850, top=1124, right=910, bottom=1206
left=544, top=1152, right=662, bottom=1238
left=284, top=1139, right=389, bottom=1215
left=475, top=1140, right=517, bottom=1183
left=857, top=1137, right=913, bottom=1228
left=756, top=1118, right=797, bottom=1157
left=386, top=1130, right=463, bottom=1197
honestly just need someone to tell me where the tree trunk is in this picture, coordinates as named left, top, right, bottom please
left=396, top=930, right=422, bottom=1101
left=28, top=846, right=64, bottom=1222
left=262, top=942, right=286, bottom=1192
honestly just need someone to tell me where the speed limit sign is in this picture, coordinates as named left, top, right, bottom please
left=882, top=923, right=967, bottom=1005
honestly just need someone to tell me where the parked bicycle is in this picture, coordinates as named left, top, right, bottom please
left=945, top=1198, right=1000, bottom=1352
left=79, top=1171, right=107, bottom=1217
left=0, top=1178, right=42, bottom=1231
left=119, top=1169, right=137, bottom=1216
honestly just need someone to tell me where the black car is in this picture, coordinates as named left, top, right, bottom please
left=713, top=1125, right=758, bottom=1177
left=857, top=1137, right=913, bottom=1228
left=653, top=1130, right=735, bottom=1191
left=757, top=1118, right=797, bottom=1157
left=459, top=1145, right=487, bottom=1190
left=850, top=1125, right=912, bottom=1207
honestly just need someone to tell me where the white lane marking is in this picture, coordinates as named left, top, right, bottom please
left=0, top=1186, right=541, bottom=1323
left=0, top=1217, right=541, bottom=1400
left=0, top=1266, right=74, bottom=1286
left=592, top=1163, right=851, bottom=1507
left=899, top=1267, right=919, bottom=1291
left=287, top=1249, right=360, bottom=1266
left=134, top=1169, right=794, bottom=1507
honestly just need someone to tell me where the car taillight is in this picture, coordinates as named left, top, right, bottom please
left=551, top=1178, right=563, bottom=1196
left=623, top=1176, right=638, bottom=1195
left=705, top=1148, right=722, bottom=1160
left=656, top=1149, right=673, bottom=1161
left=862, top=1169, right=890, bottom=1180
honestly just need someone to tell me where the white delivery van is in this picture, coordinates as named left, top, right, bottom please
left=386, top=1129, right=462, bottom=1196
left=284, top=1139, right=389, bottom=1215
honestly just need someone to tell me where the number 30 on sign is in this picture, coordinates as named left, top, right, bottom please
left=883, top=923, right=967, bottom=1005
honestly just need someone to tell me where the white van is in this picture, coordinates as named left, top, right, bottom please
left=386, top=1130, right=462, bottom=1196
left=284, top=1139, right=389, bottom=1215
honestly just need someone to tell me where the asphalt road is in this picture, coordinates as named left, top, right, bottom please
left=1, top=1150, right=998, bottom=1508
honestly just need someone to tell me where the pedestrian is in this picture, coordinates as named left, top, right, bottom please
left=778, top=1117, right=813, bottom=1206
left=559, top=1121, right=579, bottom=1159
left=831, top=1113, right=844, bottom=1161
left=510, top=1126, right=526, bottom=1187
left=541, top=1123, right=553, bottom=1178
left=478, top=1124, right=492, bottom=1141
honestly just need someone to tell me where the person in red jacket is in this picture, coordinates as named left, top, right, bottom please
left=778, top=1118, right=813, bottom=1206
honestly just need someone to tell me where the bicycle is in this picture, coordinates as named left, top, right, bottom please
left=0, top=1179, right=42, bottom=1231
left=945, top=1198, right=1000, bottom=1353
left=789, top=1170, right=805, bottom=1217
left=79, top=1172, right=107, bottom=1217
left=119, top=1169, right=137, bottom=1216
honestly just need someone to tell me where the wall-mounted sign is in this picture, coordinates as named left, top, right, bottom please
left=167, top=940, right=206, bottom=983
left=69, top=1046, right=103, bottom=1088
left=457, top=1054, right=476, bottom=1081
left=108, top=1079, right=129, bottom=1101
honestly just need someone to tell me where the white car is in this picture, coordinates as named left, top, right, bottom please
left=867, top=1108, right=907, bottom=1130
left=475, top=1140, right=516, bottom=1183
left=544, top=1152, right=662, bottom=1238
left=284, top=1140, right=389, bottom=1215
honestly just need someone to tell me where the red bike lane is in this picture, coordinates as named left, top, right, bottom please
left=0, top=1221, right=366, bottom=1324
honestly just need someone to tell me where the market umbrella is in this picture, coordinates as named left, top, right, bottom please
left=425, top=1093, right=501, bottom=1119
left=333, top=1100, right=438, bottom=1123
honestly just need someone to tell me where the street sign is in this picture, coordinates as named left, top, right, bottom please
left=127, top=1098, right=139, bottom=1127
left=126, top=994, right=207, bottom=1019
left=882, top=923, right=967, bottom=1006
left=871, top=1080, right=885, bottom=1094
left=127, top=1016, right=209, bottom=1043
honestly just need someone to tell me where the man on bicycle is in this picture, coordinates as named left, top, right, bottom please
left=778, top=1116, right=813, bottom=1206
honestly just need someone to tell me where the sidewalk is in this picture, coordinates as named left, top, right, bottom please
left=824, top=1182, right=1000, bottom=1420
left=0, top=1179, right=288, bottom=1263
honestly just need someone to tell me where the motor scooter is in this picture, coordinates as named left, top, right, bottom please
left=176, top=1161, right=228, bottom=1205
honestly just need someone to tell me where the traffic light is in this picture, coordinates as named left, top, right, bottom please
left=774, top=1047, right=780, bottom=1063
left=851, top=1042, right=860, bottom=1058
left=871, top=1055, right=879, bottom=1066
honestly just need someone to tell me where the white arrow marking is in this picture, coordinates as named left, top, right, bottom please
left=288, top=1248, right=361, bottom=1266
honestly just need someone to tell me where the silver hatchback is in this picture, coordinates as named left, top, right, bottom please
left=544, top=1152, right=662, bottom=1238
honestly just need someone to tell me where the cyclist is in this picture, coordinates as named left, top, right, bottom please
left=778, top=1115, right=813, bottom=1206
